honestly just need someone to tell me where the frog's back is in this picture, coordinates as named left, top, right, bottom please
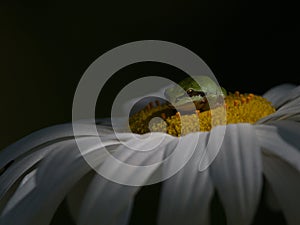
left=179, top=76, right=218, bottom=92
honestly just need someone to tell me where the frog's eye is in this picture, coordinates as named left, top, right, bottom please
left=186, top=89, right=194, bottom=95
left=186, top=89, right=206, bottom=98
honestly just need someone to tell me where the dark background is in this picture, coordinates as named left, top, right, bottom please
left=0, top=0, right=299, bottom=149
left=0, top=1, right=298, bottom=224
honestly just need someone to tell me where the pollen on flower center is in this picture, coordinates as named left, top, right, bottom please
left=129, top=92, right=275, bottom=136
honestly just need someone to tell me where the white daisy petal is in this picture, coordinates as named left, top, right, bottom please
left=78, top=175, right=138, bottom=225
left=66, top=171, right=94, bottom=223
left=0, top=146, right=50, bottom=203
left=1, top=170, right=37, bottom=215
left=263, top=83, right=297, bottom=108
left=264, top=180, right=281, bottom=212
left=210, top=124, right=262, bottom=225
left=255, top=124, right=300, bottom=172
left=279, top=85, right=300, bottom=104
left=263, top=155, right=300, bottom=225
left=259, top=85, right=300, bottom=124
left=1, top=81, right=300, bottom=225
left=256, top=104, right=300, bottom=124
left=0, top=136, right=92, bottom=214
left=95, top=117, right=112, bottom=125
left=0, top=137, right=111, bottom=225
left=158, top=133, right=213, bottom=225
left=275, top=100, right=300, bottom=122
left=67, top=171, right=135, bottom=225
left=0, top=123, right=100, bottom=170
left=0, top=135, right=109, bottom=205
left=265, top=120, right=300, bottom=151
left=78, top=133, right=174, bottom=225
left=95, top=133, right=175, bottom=186
left=278, top=94, right=300, bottom=112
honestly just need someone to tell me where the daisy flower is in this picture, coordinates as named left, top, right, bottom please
left=0, top=83, right=300, bottom=225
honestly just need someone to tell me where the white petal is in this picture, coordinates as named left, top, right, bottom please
left=0, top=137, right=112, bottom=225
left=265, top=120, right=300, bottom=151
left=276, top=96, right=300, bottom=122
left=264, top=180, right=281, bottom=212
left=96, top=132, right=175, bottom=186
left=278, top=85, right=300, bottom=106
left=0, top=135, right=109, bottom=207
left=255, top=124, right=300, bottom=172
left=263, top=84, right=297, bottom=108
left=78, top=133, right=174, bottom=225
left=66, top=171, right=95, bottom=222
left=278, top=93, right=300, bottom=112
left=95, top=117, right=112, bottom=125
left=1, top=170, right=37, bottom=215
left=0, top=146, right=50, bottom=204
left=257, top=104, right=300, bottom=126
left=258, top=85, right=300, bottom=124
left=198, top=126, right=226, bottom=172
left=263, top=155, right=300, bottom=225
left=0, top=122, right=101, bottom=170
left=78, top=174, right=138, bottom=225
left=158, top=132, right=213, bottom=225
left=210, top=124, right=263, bottom=225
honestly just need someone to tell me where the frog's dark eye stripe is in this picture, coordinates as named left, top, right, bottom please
left=198, top=91, right=206, bottom=97
left=186, top=89, right=206, bottom=97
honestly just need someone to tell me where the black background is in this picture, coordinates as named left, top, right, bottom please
left=0, top=1, right=298, bottom=224
left=0, top=0, right=299, bottom=149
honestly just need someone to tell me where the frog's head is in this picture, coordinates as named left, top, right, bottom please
left=164, top=76, right=226, bottom=112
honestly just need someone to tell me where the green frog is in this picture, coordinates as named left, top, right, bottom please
left=164, top=76, right=227, bottom=112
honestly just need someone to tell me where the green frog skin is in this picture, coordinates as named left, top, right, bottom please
left=164, top=76, right=227, bottom=112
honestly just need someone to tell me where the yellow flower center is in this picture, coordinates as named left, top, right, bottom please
left=129, top=92, right=275, bottom=137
